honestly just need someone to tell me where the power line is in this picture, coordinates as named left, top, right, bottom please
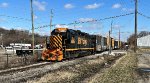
left=35, top=12, right=134, bottom=30
left=138, top=12, right=150, bottom=19
left=0, top=14, right=43, bottom=25
left=0, top=14, right=31, bottom=21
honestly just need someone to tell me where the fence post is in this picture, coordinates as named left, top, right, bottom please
left=24, top=53, right=27, bottom=65
left=6, top=53, right=8, bottom=68
left=22, top=51, right=24, bottom=65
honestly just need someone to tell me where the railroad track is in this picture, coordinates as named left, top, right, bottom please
left=0, top=56, right=94, bottom=75
left=0, top=51, right=126, bottom=75
left=0, top=51, right=126, bottom=83
left=0, top=61, right=52, bottom=75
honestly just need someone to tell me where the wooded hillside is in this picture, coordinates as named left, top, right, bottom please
left=0, top=27, right=47, bottom=46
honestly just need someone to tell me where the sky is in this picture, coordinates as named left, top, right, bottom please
left=0, top=0, right=150, bottom=41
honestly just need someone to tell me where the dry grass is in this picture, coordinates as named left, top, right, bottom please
left=27, top=57, right=106, bottom=83
left=28, top=71, right=78, bottom=83
left=0, top=55, right=36, bottom=70
left=27, top=54, right=123, bottom=83
left=138, top=48, right=150, bottom=53
left=89, top=52, right=137, bottom=83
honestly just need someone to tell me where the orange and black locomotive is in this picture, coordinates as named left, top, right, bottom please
left=42, top=28, right=123, bottom=61
left=42, top=28, right=96, bottom=61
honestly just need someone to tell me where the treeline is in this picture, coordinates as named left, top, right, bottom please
left=127, top=31, right=150, bottom=48
left=0, top=27, right=47, bottom=46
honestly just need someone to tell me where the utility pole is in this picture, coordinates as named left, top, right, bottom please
left=119, top=29, right=120, bottom=49
left=1, top=34, right=3, bottom=47
left=108, top=30, right=111, bottom=54
left=108, top=21, right=113, bottom=54
left=50, top=9, right=53, bottom=36
left=74, top=21, right=77, bottom=30
left=110, top=21, right=113, bottom=33
left=30, top=0, right=35, bottom=56
left=134, top=0, right=138, bottom=53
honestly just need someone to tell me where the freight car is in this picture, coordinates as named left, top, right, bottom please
left=107, top=37, right=114, bottom=50
left=111, top=38, right=115, bottom=49
left=114, top=40, right=119, bottom=49
left=94, top=35, right=107, bottom=52
left=101, top=37, right=107, bottom=51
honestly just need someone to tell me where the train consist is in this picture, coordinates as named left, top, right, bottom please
left=42, top=28, right=125, bottom=61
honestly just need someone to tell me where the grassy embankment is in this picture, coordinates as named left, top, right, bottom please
left=90, top=52, right=138, bottom=83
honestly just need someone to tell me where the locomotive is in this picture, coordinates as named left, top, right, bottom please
left=42, top=28, right=95, bottom=61
left=41, top=28, right=122, bottom=61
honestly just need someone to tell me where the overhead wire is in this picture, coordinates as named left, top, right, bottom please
left=0, top=14, right=44, bottom=25
left=34, top=12, right=134, bottom=30
left=138, top=12, right=150, bottom=19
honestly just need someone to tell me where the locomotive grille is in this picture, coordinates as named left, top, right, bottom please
left=49, top=35, right=62, bottom=49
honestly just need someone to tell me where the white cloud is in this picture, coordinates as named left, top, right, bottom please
left=85, top=3, right=103, bottom=9
left=83, top=22, right=103, bottom=34
left=89, top=22, right=102, bottom=29
left=33, top=0, right=46, bottom=11
left=0, top=26, right=10, bottom=30
left=15, top=27, right=26, bottom=30
left=33, top=15, right=38, bottom=20
left=75, top=25, right=83, bottom=28
left=37, top=29, right=49, bottom=36
left=74, top=18, right=103, bottom=33
left=0, top=2, right=8, bottom=8
left=122, top=8, right=134, bottom=12
left=77, top=18, right=102, bottom=30
left=112, top=3, right=121, bottom=9
left=113, top=24, right=121, bottom=29
left=78, top=18, right=96, bottom=22
left=0, top=18, right=6, bottom=22
left=64, top=4, right=74, bottom=9
left=55, top=24, right=69, bottom=28
left=70, top=25, right=83, bottom=29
